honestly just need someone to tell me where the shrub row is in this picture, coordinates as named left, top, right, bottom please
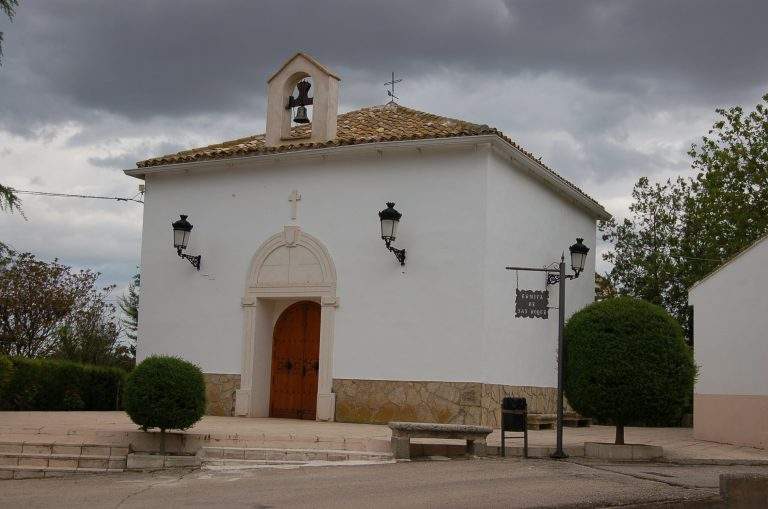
left=0, top=356, right=128, bottom=411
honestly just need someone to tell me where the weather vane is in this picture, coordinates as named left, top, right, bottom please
left=385, top=71, right=402, bottom=103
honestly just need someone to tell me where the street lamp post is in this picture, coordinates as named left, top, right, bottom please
left=506, top=238, right=589, bottom=459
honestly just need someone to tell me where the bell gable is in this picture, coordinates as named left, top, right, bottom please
left=265, top=52, right=341, bottom=147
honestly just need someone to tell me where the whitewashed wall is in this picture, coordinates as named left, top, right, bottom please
left=482, top=148, right=596, bottom=388
left=689, top=237, right=768, bottom=396
left=136, top=142, right=599, bottom=388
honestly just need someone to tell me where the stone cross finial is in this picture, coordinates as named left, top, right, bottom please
left=289, top=189, right=301, bottom=221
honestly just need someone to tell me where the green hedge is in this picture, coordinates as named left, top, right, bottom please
left=0, top=357, right=12, bottom=396
left=0, top=356, right=128, bottom=411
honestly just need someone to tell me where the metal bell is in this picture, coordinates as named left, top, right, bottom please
left=293, top=106, right=309, bottom=124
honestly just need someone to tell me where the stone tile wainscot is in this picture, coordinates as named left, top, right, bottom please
left=204, top=374, right=241, bottom=417
left=333, top=379, right=574, bottom=426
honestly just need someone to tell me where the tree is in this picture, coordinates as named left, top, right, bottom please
left=601, top=94, right=768, bottom=335
left=682, top=93, right=768, bottom=284
left=52, top=286, right=134, bottom=370
left=124, top=356, right=206, bottom=454
left=0, top=184, right=21, bottom=214
left=0, top=184, right=23, bottom=254
left=0, top=251, right=98, bottom=357
left=594, top=273, right=617, bottom=301
left=0, top=3, right=21, bottom=241
left=0, top=0, right=20, bottom=65
left=0, top=250, right=132, bottom=368
left=600, top=177, right=690, bottom=331
left=564, top=297, right=696, bottom=445
left=118, top=272, right=140, bottom=349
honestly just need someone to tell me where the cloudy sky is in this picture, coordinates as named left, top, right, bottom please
left=1, top=0, right=767, bottom=294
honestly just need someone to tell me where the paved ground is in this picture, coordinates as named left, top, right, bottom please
left=4, top=458, right=767, bottom=508
left=2, top=412, right=767, bottom=463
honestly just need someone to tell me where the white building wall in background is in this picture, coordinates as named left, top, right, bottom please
left=689, top=235, right=768, bottom=449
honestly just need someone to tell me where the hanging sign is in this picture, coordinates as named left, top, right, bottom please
left=515, top=289, right=549, bottom=319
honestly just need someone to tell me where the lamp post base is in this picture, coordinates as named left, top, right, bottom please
left=549, top=450, right=568, bottom=459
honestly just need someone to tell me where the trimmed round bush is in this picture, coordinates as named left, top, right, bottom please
left=564, top=297, right=696, bottom=444
left=124, top=356, right=206, bottom=452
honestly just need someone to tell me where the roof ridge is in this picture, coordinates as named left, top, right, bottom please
left=132, top=103, right=607, bottom=219
left=163, top=104, right=489, bottom=160
left=343, top=103, right=485, bottom=126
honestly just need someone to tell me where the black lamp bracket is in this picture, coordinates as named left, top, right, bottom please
left=177, top=247, right=201, bottom=271
left=384, top=239, right=407, bottom=266
left=546, top=270, right=580, bottom=286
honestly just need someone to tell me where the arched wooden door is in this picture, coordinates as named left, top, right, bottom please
left=269, top=301, right=321, bottom=420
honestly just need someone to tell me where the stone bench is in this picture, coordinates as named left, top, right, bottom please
left=524, top=413, right=591, bottom=430
left=526, top=414, right=556, bottom=430
left=563, top=413, right=592, bottom=428
left=388, top=422, right=493, bottom=459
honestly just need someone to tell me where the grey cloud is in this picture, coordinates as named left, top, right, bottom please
left=2, top=0, right=768, bottom=293
left=87, top=141, right=185, bottom=170
left=1, top=0, right=767, bottom=132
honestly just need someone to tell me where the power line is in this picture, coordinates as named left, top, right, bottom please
left=12, top=189, right=144, bottom=204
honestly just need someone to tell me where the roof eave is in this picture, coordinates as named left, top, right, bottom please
left=688, top=233, right=768, bottom=293
left=124, top=134, right=610, bottom=220
left=490, top=138, right=611, bottom=221
left=124, top=136, right=502, bottom=178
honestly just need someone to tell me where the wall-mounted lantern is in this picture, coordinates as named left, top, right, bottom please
left=569, top=238, right=590, bottom=277
left=378, top=202, right=406, bottom=265
left=171, top=214, right=201, bottom=270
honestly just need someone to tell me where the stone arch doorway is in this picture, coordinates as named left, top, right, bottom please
left=236, top=225, right=338, bottom=421
left=270, top=301, right=321, bottom=420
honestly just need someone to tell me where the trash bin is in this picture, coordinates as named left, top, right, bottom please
left=501, top=396, right=528, bottom=457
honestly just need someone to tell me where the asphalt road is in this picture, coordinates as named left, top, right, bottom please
left=3, top=458, right=766, bottom=508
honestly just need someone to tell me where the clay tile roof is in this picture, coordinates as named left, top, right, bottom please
left=135, top=103, right=605, bottom=212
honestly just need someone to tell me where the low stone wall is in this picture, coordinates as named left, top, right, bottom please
left=332, top=379, right=573, bottom=426
left=203, top=373, right=241, bottom=416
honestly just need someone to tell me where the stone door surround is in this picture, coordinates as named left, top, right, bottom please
left=237, top=225, right=338, bottom=421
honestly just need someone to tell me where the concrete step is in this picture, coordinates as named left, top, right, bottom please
left=203, top=457, right=395, bottom=470
left=201, top=446, right=394, bottom=467
left=204, top=459, right=316, bottom=469
left=0, top=464, right=124, bottom=480
left=0, top=442, right=128, bottom=480
left=495, top=445, right=585, bottom=458
left=0, top=452, right=127, bottom=470
left=0, top=441, right=129, bottom=457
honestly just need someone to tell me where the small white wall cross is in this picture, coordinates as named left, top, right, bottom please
left=289, top=189, right=301, bottom=221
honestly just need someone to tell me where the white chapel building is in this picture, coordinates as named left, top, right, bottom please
left=126, top=53, right=610, bottom=425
